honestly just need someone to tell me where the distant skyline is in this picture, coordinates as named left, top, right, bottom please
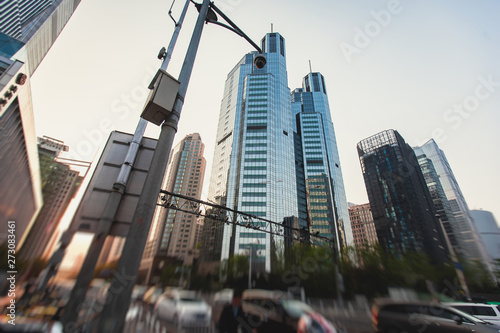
left=29, top=0, right=500, bottom=227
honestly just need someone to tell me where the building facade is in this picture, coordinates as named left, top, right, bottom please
left=207, top=33, right=298, bottom=272
left=205, top=33, right=352, bottom=273
left=348, top=203, right=377, bottom=250
left=141, top=133, right=206, bottom=284
left=357, top=130, right=448, bottom=263
left=0, top=49, right=42, bottom=248
left=414, top=139, right=492, bottom=269
left=0, top=0, right=82, bottom=75
left=19, top=136, right=84, bottom=262
left=0, top=0, right=80, bottom=248
left=470, top=210, right=499, bottom=268
left=292, top=74, right=353, bottom=252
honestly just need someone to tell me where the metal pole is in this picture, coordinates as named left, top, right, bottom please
left=248, top=245, right=252, bottom=289
left=60, top=1, right=191, bottom=330
left=97, top=1, right=210, bottom=331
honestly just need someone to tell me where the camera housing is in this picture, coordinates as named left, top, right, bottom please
left=254, top=54, right=266, bottom=69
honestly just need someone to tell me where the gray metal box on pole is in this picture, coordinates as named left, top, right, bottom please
left=141, top=69, right=180, bottom=126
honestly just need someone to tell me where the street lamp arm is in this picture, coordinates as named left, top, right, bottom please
left=168, top=0, right=178, bottom=25
left=192, top=1, right=262, bottom=53
left=208, top=2, right=263, bottom=53
left=206, top=19, right=245, bottom=38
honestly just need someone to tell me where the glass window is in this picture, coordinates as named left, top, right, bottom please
left=269, top=33, right=276, bottom=53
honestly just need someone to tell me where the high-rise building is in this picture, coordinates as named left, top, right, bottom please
left=357, top=130, right=448, bottom=263
left=470, top=210, right=500, bottom=265
left=140, top=133, right=206, bottom=284
left=0, top=44, right=42, bottom=248
left=348, top=203, right=377, bottom=249
left=0, top=0, right=53, bottom=40
left=414, top=152, right=460, bottom=256
left=19, top=136, right=84, bottom=262
left=0, top=0, right=82, bottom=75
left=205, top=33, right=352, bottom=273
left=207, top=32, right=298, bottom=272
left=0, top=0, right=81, bottom=248
left=414, top=139, right=492, bottom=269
left=292, top=74, right=353, bottom=252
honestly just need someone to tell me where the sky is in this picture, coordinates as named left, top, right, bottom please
left=30, top=0, right=500, bottom=236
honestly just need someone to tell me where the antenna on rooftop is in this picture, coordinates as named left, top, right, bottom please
left=271, top=23, right=273, bottom=33
left=309, top=60, right=312, bottom=73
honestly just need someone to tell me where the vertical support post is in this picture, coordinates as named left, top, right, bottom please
left=60, top=1, right=191, bottom=330
left=248, top=245, right=252, bottom=289
left=96, top=1, right=211, bottom=332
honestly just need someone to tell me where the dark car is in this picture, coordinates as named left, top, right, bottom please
left=371, top=298, right=500, bottom=333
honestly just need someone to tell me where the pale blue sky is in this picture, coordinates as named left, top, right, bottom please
left=31, top=0, right=500, bottom=228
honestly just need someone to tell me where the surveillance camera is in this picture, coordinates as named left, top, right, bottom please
left=254, top=55, right=266, bottom=69
left=157, top=47, right=166, bottom=60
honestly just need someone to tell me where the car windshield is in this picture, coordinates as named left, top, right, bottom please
left=282, top=300, right=315, bottom=318
left=180, top=297, right=203, bottom=303
left=178, top=291, right=203, bottom=303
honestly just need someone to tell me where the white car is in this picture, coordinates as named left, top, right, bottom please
left=445, top=302, right=500, bottom=325
left=154, top=289, right=211, bottom=329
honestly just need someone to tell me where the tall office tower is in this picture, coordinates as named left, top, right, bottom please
left=470, top=210, right=500, bottom=266
left=141, top=133, right=206, bottom=284
left=19, top=136, right=83, bottom=262
left=0, top=0, right=82, bottom=75
left=357, top=130, right=448, bottom=264
left=291, top=73, right=353, bottom=252
left=414, top=139, right=492, bottom=269
left=348, top=203, right=377, bottom=250
left=0, top=43, right=42, bottom=248
left=207, top=32, right=297, bottom=272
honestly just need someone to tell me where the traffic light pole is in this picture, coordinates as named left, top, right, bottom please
left=96, top=1, right=210, bottom=331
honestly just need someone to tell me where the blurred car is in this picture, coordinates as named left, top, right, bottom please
left=237, top=289, right=337, bottom=333
left=213, top=288, right=234, bottom=305
left=154, top=289, right=211, bottom=330
left=371, top=298, right=500, bottom=333
left=297, top=311, right=337, bottom=333
left=142, top=286, right=163, bottom=307
left=212, top=288, right=234, bottom=329
left=445, top=302, right=500, bottom=325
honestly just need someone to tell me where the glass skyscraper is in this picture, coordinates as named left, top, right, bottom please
left=0, top=0, right=82, bottom=75
left=207, top=33, right=297, bottom=272
left=0, top=0, right=53, bottom=40
left=292, top=74, right=353, bottom=252
left=207, top=33, right=352, bottom=272
left=357, top=130, right=448, bottom=263
left=414, top=139, right=492, bottom=270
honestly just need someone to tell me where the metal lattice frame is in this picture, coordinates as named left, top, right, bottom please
left=158, top=190, right=335, bottom=249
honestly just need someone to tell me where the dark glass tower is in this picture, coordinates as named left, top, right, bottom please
left=357, top=130, right=448, bottom=263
